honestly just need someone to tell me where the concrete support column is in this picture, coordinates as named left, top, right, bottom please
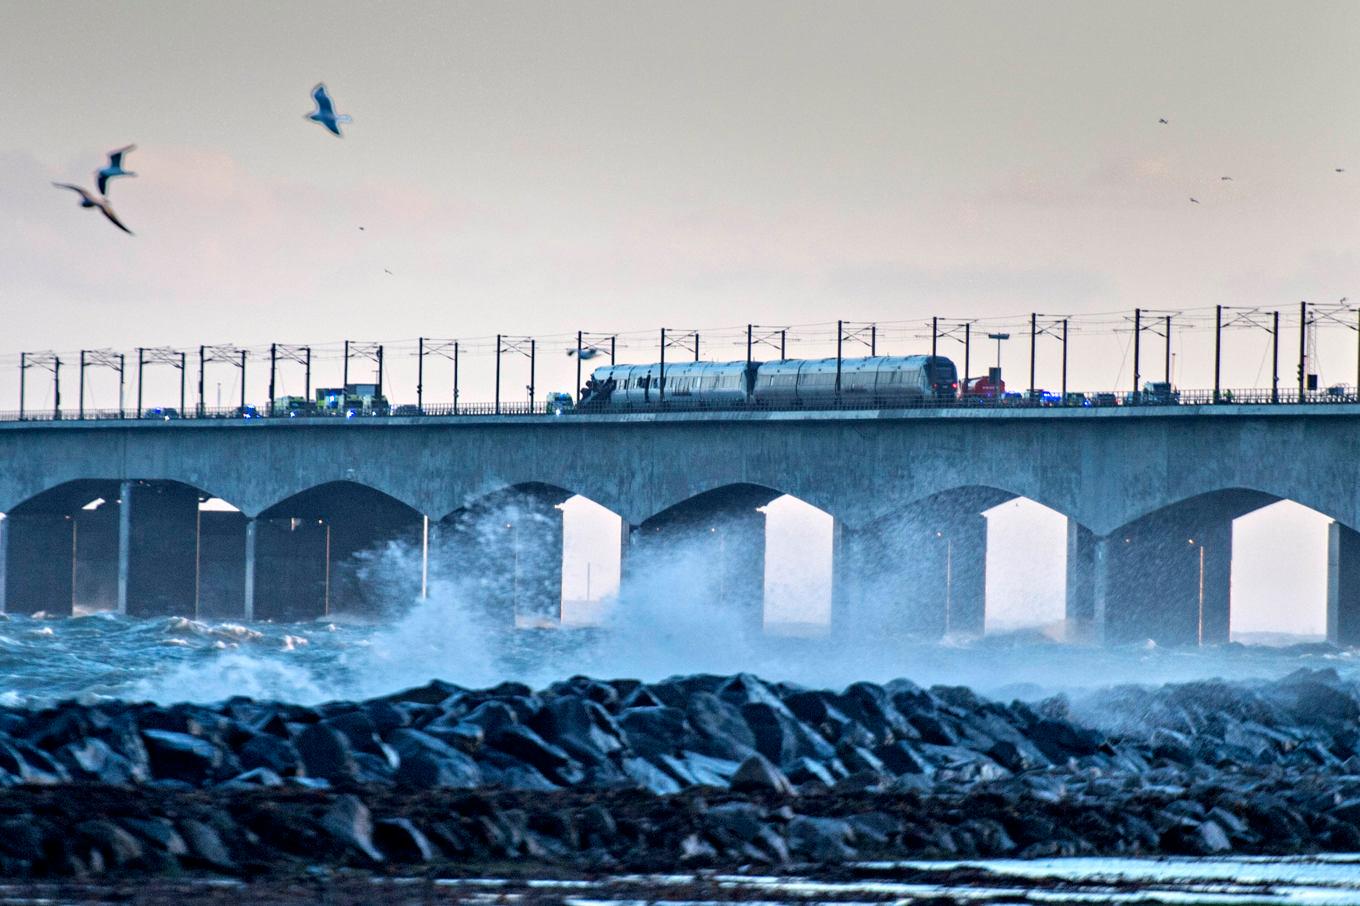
left=243, top=518, right=257, bottom=621
left=74, top=505, right=119, bottom=612
left=1065, top=522, right=1099, bottom=641
left=197, top=511, right=247, bottom=618
left=1328, top=521, right=1360, bottom=646
left=1, top=512, right=75, bottom=616
left=946, top=513, right=987, bottom=636
left=254, top=518, right=329, bottom=622
left=830, top=521, right=870, bottom=638
left=117, top=481, right=200, bottom=618
left=1101, top=502, right=1234, bottom=646
left=509, top=503, right=564, bottom=625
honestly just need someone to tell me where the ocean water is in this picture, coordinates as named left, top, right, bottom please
left=0, top=603, right=1355, bottom=710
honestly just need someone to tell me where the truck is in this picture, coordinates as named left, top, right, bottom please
left=314, top=383, right=390, bottom=416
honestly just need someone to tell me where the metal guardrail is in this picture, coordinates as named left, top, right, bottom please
left=1, top=388, right=1358, bottom=424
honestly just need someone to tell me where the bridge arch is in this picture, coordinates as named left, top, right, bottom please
left=432, top=482, right=627, bottom=630
left=1067, top=486, right=1359, bottom=646
left=1, top=478, right=251, bottom=618
left=255, top=481, right=425, bottom=621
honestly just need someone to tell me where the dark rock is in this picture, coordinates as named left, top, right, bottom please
left=741, top=702, right=835, bottom=768
left=141, top=729, right=222, bottom=785
left=179, top=819, right=235, bottom=869
left=56, top=738, right=142, bottom=784
left=786, top=815, right=855, bottom=861
left=389, top=729, right=482, bottom=789
left=874, top=740, right=930, bottom=775
left=731, top=753, right=794, bottom=795
left=296, top=724, right=358, bottom=783
left=617, top=707, right=689, bottom=758
left=120, top=817, right=188, bottom=856
left=488, top=725, right=575, bottom=780
left=530, top=697, right=624, bottom=766
left=76, top=820, right=144, bottom=868
left=319, top=794, right=383, bottom=862
left=218, top=766, right=284, bottom=788
left=374, top=818, right=435, bottom=862
left=239, top=732, right=300, bottom=776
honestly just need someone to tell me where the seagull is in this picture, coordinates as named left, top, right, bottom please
left=1189, top=197, right=1200, bottom=204
left=1158, top=118, right=1169, bottom=125
left=567, top=347, right=602, bottom=359
left=1220, top=176, right=1233, bottom=181
left=52, top=182, right=133, bottom=234
left=305, top=83, right=351, bottom=136
left=95, top=145, right=136, bottom=196
left=383, top=268, right=393, bottom=275
left=358, top=226, right=365, bottom=231
left=1337, top=168, right=1347, bottom=173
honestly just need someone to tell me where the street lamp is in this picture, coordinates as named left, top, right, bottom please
left=987, top=332, right=1010, bottom=398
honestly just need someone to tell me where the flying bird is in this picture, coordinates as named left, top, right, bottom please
left=1189, top=197, right=1200, bottom=204
left=1337, top=168, right=1347, bottom=173
left=567, top=347, right=602, bottom=360
left=52, top=183, right=133, bottom=234
left=1157, top=118, right=1169, bottom=125
left=383, top=268, right=393, bottom=275
left=1220, top=176, right=1233, bottom=181
left=306, top=83, right=352, bottom=136
left=95, top=145, right=136, bottom=195
left=358, top=226, right=365, bottom=231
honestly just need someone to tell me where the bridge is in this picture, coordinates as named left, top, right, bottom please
left=1, top=403, right=1358, bottom=646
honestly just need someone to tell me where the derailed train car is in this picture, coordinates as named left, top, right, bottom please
left=578, top=355, right=959, bottom=409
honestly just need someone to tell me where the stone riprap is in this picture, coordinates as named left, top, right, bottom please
left=0, top=668, right=1358, bottom=875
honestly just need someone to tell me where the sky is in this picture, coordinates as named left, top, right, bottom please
left=2, top=0, right=1355, bottom=635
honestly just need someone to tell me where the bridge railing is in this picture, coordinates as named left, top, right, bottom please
left=0, top=387, right=1356, bottom=423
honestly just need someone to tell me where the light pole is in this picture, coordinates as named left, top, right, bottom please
left=987, top=332, right=1009, bottom=398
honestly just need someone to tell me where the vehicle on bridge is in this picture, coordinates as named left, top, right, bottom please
left=315, top=383, right=390, bottom=416
left=578, top=355, right=959, bottom=409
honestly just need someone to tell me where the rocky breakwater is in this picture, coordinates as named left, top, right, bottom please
left=0, top=668, right=1357, bottom=876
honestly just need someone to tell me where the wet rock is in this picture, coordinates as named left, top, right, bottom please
left=239, top=732, right=300, bottom=776
left=76, top=820, right=144, bottom=868
left=320, top=794, right=383, bottom=863
left=741, top=702, right=835, bottom=768
left=487, top=725, right=575, bottom=782
left=375, top=817, right=435, bottom=862
left=120, top=817, right=188, bottom=856
left=179, top=818, right=234, bottom=869
left=296, top=724, right=358, bottom=783
left=786, top=815, right=855, bottom=861
left=390, top=728, right=482, bottom=788
left=730, top=753, right=794, bottom=795
left=617, top=707, right=689, bottom=758
left=685, top=693, right=757, bottom=761
left=530, top=697, right=624, bottom=766
left=141, top=729, right=222, bottom=785
left=57, top=738, right=142, bottom=784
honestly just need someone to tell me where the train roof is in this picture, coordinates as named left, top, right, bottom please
left=590, top=354, right=953, bottom=379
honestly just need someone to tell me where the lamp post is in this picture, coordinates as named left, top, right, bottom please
left=987, top=332, right=1010, bottom=399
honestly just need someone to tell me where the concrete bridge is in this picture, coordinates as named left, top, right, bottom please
left=1, top=404, right=1358, bottom=645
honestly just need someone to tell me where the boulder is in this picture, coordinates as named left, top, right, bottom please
left=296, top=724, right=358, bottom=783
left=319, top=794, right=383, bottom=863
left=141, top=729, right=222, bottom=785
left=730, top=753, right=794, bottom=795
left=375, top=817, right=435, bottom=862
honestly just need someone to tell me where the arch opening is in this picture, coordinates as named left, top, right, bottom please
left=1, top=479, right=249, bottom=619
left=1068, top=488, right=1344, bottom=646
left=258, top=481, right=425, bottom=622
left=435, top=483, right=625, bottom=631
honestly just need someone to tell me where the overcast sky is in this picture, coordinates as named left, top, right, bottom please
left=3, top=0, right=1359, bottom=407
left=3, top=1, right=1354, bottom=635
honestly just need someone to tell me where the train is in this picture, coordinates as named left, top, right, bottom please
left=577, top=355, right=960, bottom=409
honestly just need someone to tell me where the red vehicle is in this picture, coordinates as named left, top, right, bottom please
left=963, top=374, right=1005, bottom=399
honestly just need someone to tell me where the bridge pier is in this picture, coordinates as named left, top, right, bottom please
left=252, top=517, right=330, bottom=621
left=0, top=513, right=75, bottom=616
left=831, top=507, right=988, bottom=641
left=117, top=481, right=199, bottom=618
left=74, top=504, right=120, bottom=613
left=1327, top=521, right=1360, bottom=645
left=1068, top=501, right=1235, bottom=646
left=197, top=511, right=248, bottom=618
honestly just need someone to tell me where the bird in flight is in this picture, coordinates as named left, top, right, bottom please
left=1220, top=176, right=1233, bottom=181
left=567, top=347, right=602, bottom=359
left=52, top=182, right=133, bottom=234
left=306, top=83, right=352, bottom=137
left=1189, top=197, right=1200, bottom=204
left=383, top=268, right=393, bottom=275
left=96, top=145, right=136, bottom=196
left=1157, top=118, right=1169, bottom=125
left=1337, top=168, right=1347, bottom=173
